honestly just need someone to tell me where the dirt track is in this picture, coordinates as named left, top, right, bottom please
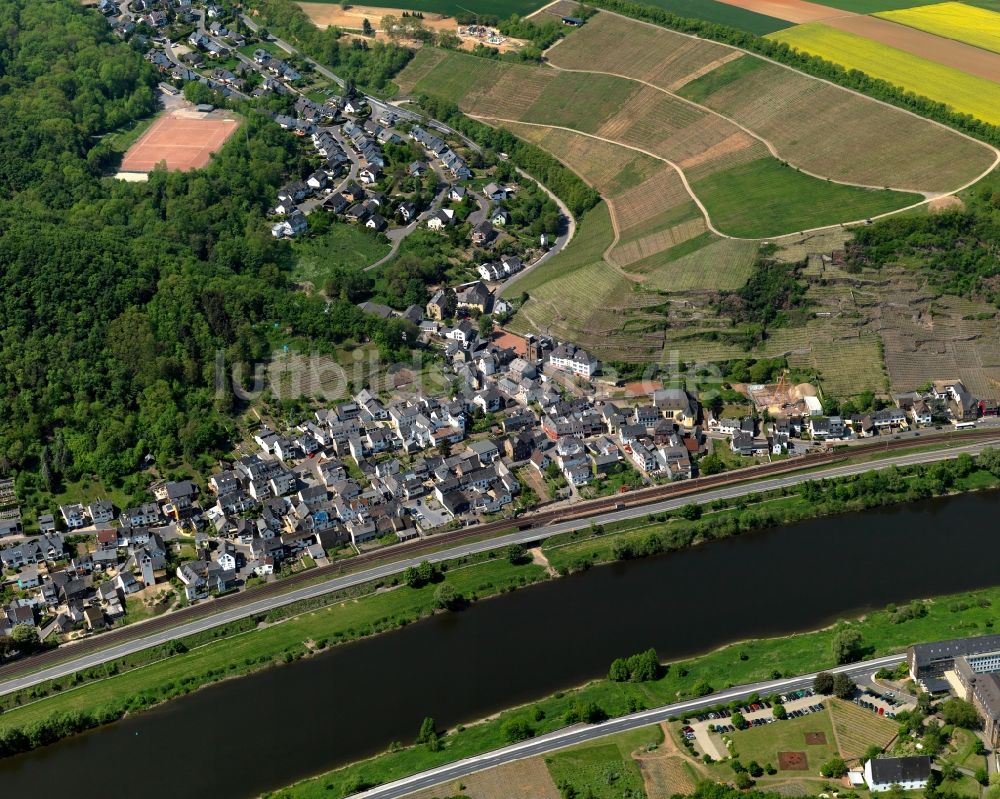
left=718, top=0, right=1000, bottom=84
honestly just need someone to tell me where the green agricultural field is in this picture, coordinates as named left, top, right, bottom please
left=676, top=54, right=766, bottom=103
left=636, top=234, right=758, bottom=292
left=545, top=727, right=658, bottom=799
left=520, top=72, right=642, bottom=133
left=626, top=0, right=791, bottom=33
left=299, top=0, right=545, bottom=17
left=401, top=49, right=510, bottom=104
left=768, top=22, right=1000, bottom=125
left=691, top=158, right=920, bottom=238
left=291, top=223, right=391, bottom=285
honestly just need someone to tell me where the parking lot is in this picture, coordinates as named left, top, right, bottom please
left=405, top=497, right=451, bottom=531
left=852, top=688, right=910, bottom=719
left=682, top=689, right=824, bottom=760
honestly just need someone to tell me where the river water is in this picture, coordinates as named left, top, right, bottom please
left=2, top=490, right=999, bottom=797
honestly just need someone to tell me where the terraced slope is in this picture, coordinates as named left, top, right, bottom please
left=397, top=46, right=922, bottom=238
left=546, top=11, right=996, bottom=192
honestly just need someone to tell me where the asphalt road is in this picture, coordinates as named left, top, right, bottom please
left=0, top=438, right=993, bottom=697
left=350, top=653, right=908, bottom=799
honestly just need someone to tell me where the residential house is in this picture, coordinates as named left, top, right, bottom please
left=456, top=281, right=492, bottom=314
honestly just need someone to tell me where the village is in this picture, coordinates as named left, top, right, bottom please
left=3, top=0, right=999, bottom=667
left=0, top=285, right=992, bottom=646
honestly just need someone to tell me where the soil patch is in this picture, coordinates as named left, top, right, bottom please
left=929, top=195, right=964, bottom=213
left=403, top=756, right=561, bottom=799
left=778, top=751, right=809, bottom=771
left=714, top=0, right=850, bottom=23
left=804, top=732, right=827, bottom=745
left=298, top=2, right=453, bottom=30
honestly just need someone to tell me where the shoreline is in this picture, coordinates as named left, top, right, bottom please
left=1, top=456, right=998, bottom=779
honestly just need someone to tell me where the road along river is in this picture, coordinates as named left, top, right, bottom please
left=2, top=489, right=999, bottom=797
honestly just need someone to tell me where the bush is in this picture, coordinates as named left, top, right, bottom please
left=821, top=757, right=848, bottom=778
left=941, top=698, right=980, bottom=729
left=607, top=648, right=661, bottom=682
left=501, top=718, right=534, bottom=742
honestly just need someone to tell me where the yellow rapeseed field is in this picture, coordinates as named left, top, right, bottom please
left=875, top=2, right=1000, bottom=55
left=768, top=22, right=1000, bottom=125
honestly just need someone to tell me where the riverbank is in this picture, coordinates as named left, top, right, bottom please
left=269, top=578, right=1000, bottom=798
left=0, top=452, right=998, bottom=770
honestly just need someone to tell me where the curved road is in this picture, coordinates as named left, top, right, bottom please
left=0, top=437, right=994, bottom=697
left=350, top=653, right=907, bottom=799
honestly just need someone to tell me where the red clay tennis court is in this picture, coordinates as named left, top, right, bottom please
left=120, top=111, right=240, bottom=172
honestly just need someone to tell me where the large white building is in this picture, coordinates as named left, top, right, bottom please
left=863, top=757, right=931, bottom=792
left=548, top=344, right=599, bottom=379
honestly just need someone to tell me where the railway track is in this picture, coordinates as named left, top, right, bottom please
left=0, top=428, right=994, bottom=682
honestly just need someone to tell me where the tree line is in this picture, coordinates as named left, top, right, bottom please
left=415, top=94, right=601, bottom=217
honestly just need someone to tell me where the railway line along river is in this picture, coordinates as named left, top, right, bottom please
left=2, top=489, right=999, bottom=797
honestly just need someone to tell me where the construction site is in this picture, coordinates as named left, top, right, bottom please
left=747, top=374, right=822, bottom=417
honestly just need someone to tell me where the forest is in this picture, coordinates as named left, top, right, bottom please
left=0, top=0, right=413, bottom=510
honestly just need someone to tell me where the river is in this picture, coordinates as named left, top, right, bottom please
left=2, top=490, right=999, bottom=797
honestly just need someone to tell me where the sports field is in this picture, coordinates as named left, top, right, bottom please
left=119, top=109, right=240, bottom=172
left=875, top=1, right=1000, bottom=53
left=768, top=22, right=1000, bottom=124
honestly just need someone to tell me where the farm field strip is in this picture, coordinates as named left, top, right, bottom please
left=637, top=235, right=758, bottom=291
left=547, top=11, right=996, bottom=191
left=828, top=698, right=898, bottom=760
left=768, top=22, right=1000, bottom=125
left=822, top=11, right=1000, bottom=84
left=874, top=0, right=1000, bottom=53
left=609, top=217, right=709, bottom=266
left=545, top=13, right=735, bottom=87
left=604, top=0, right=793, bottom=34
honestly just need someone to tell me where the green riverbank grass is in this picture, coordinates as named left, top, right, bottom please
left=0, top=557, right=545, bottom=730
left=266, top=580, right=1000, bottom=798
